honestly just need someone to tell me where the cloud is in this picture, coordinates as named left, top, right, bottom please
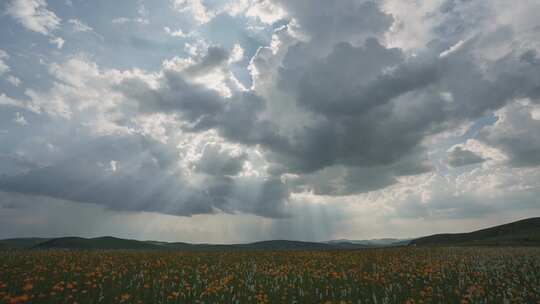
left=194, top=143, right=247, bottom=176
left=2, top=0, right=540, bottom=237
left=229, top=44, right=244, bottom=63
left=478, top=101, right=540, bottom=167
left=236, top=0, right=540, bottom=196
left=0, top=50, right=10, bottom=75
left=111, top=17, right=149, bottom=25
left=49, top=36, right=64, bottom=49
left=13, top=112, right=29, bottom=126
left=392, top=163, right=540, bottom=220
left=0, top=54, right=290, bottom=218
left=6, top=0, right=61, bottom=35
left=0, top=93, right=31, bottom=110
left=6, top=75, right=22, bottom=87
left=68, top=19, right=93, bottom=32
left=447, top=146, right=486, bottom=167
left=171, top=0, right=213, bottom=25
left=244, top=0, right=285, bottom=24
left=111, top=17, right=130, bottom=24
left=440, top=39, right=466, bottom=58
left=164, top=26, right=188, bottom=38
left=0, top=107, right=290, bottom=218
left=111, top=3, right=150, bottom=25
left=244, top=39, right=440, bottom=189
left=272, top=0, right=393, bottom=50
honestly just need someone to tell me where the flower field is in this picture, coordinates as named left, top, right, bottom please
left=1, top=247, right=539, bottom=303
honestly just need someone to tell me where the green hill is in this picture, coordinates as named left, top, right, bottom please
left=2, top=217, right=538, bottom=250
left=409, top=217, right=540, bottom=246
left=30, top=238, right=365, bottom=251
left=34, top=236, right=162, bottom=250
left=0, top=237, right=51, bottom=249
left=327, top=238, right=410, bottom=247
left=238, top=240, right=338, bottom=250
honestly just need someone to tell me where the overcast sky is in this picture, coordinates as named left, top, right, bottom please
left=0, top=0, right=539, bottom=243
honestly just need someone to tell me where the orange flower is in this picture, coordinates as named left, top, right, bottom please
left=120, top=293, right=130, bottom=302
left=9, top=294, right=30, bottom=304
left=22, top=283, right=33, bottom=292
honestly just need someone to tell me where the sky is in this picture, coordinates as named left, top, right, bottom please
left=0, top=0, right=539, bottom=243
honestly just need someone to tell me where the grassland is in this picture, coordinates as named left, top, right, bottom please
left=1, top=247, right=539, bottom=303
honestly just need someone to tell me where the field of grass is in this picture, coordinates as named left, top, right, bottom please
left=1, top=247, right=539, bottom=303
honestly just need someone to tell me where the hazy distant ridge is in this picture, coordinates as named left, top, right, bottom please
left=2, top=217, right=539, bottom=250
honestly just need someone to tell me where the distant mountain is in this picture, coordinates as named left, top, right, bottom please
left=409, top=217, right=540, bottom=246
left=2, top=217, right=538, bottom=250
left=238, top=240, right=338, bottom=250
left=34, top=236, right=162, bottom=250
left=327, top=238, right=411, bottom=247
left=0, top=237, right=368, bottom=251
left=0, top=237, right=51, bottom=249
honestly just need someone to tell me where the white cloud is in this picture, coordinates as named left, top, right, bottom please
left=49, top=36, right=65, bottom=49
left=111, top=17, right=130, bottom=24
left=112, top=3, right=150, bottom=25
left=109, top=160, right=117, bottom=172
left=6, top=75, right=22, bottom=87
left=0, top=50, right=10, bottom=75
left=382, top=0, right=441, bottom=51
left=13, top=112, right=28, bottom=126
left=6, top=0, right=61, bottom=35
left=112, top=17, right=149, bottom=25
left=229, top=43, right=244, bottom=63
left=162, top=45, right=247, bottom=97
left=68, top=19, right=93, bottom=32
left=440, top=40, right=466, bottom=58
left=0, top=56, right=133, bottom=120
left=0, top=93, right=27, bottom=109
left=164, top=26, right=188, bottom=38
left=245, top=0, right=285, bottom=24
left=171, top=0, right=213, bottom=25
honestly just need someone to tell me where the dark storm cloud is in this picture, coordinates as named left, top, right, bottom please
left=110, top=1, right=445, bottom=195
left=288, top=166, right=396, bottom=196
left=117, top=0, right=540, bottom=196
left=2, top=0, right=540, bottom=225
left=183, top=46, right=229, bottom=77
left=115, top=46, right=294, bottom=165
left=447, top=147, right=486, bottom=167
left=284, top=39, right=404, bottom=115
left=0, top=120, right=289, bottom=218
left=117, top=46, right=271, bottom=134
left=273, top=0, right=393, bottom=47
left=478, top=102, right=540, bottom=168
left=119, top=70, right=225, bottom=123
left=194, top=143, right=247, bottom=176
left=118, top=66, right=291, bottom=156
left=253, top=34, right=540, bottom=192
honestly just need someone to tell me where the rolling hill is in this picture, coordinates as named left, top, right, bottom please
left=33, top=236, right=163, bottom=250
left=0, top=237, right=367, bottom=251
left=0, top=237, right=51, bottom=249
left=2, top=217, right=538, bottom=250
left=327, top=238, right=410, bottom=247
left=409, top=217, right=540, bottom=246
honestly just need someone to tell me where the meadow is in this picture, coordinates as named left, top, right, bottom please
left=1, top=247, right=539, bottom=303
